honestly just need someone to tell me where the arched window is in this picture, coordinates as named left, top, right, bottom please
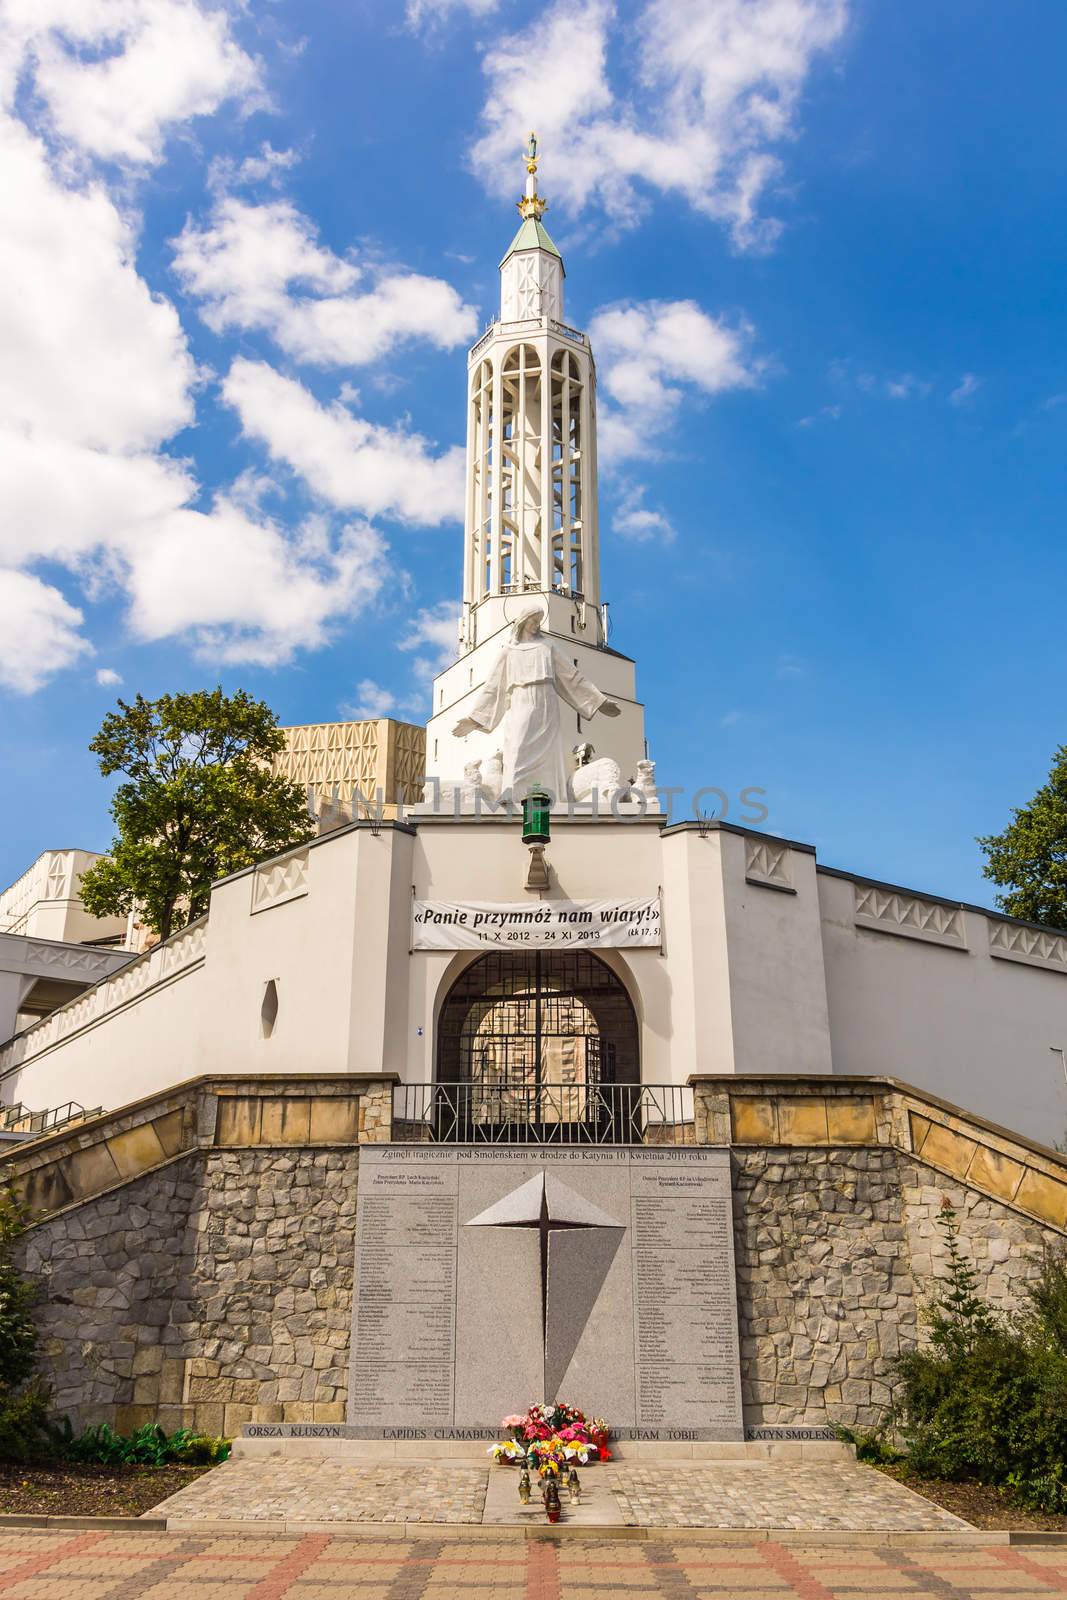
left=551, top=350, right=583, bottom=594
left=497, top=345, right=542, bottom=595
left=437, top=951, right=638, bottom=1136
left=469, top=359, right=493, bottom=598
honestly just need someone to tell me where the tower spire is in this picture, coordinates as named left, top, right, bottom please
left=518, top=131, right=548, bottom=221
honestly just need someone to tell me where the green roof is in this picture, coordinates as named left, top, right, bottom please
left=500, top=217, right=564, bottom=270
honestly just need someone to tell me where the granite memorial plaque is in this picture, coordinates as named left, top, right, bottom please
left=348, top=1146, right=743, bottom=1439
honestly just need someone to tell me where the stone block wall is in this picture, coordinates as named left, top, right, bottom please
left=5, top=1075, right=390, bottom=1434
left=701, top=1076, right=1067, bottom=1430
left=732, top=1148, right=1055, bottom=1429
left=4, top=1070, right=1065, bottom=1438
left=22, top=1148, right=359, bottom=1436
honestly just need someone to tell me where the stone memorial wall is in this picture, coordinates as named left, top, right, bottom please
left=0, top=1073, right=1063, bottom=1437
left=347, top=1146, right=744, bottom=1440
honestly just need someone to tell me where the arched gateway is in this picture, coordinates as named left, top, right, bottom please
left=436, top=950, right=639, bottom=1140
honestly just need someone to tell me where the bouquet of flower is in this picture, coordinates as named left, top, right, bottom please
left=489, top=1438, right=529, bottom=1465
left=488, top=1402, right=611, bottom=1465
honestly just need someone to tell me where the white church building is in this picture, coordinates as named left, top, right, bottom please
left=1, top=143, right=1066, bottom=1154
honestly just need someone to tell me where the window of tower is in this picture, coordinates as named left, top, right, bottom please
left=471, top=360, right=493, bottom=600
left=497, top=345, right=542, bottom=597
left=550, top=349, right=583, bottom=595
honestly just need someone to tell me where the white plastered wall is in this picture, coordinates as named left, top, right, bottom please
left=3, top=964, right=208, bottom=1112
left=716, top=831, right=834, bottom=1076
left=818, top=869, right=1067, bottom=1143
left=404, top=819, right=675, bottom=1084
left=7, top=816, right=1065, bottom=1147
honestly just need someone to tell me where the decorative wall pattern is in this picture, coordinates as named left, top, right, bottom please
left=277, top=721, right=381, bottom=791
left=251, top=850, right=309, bottom=915
left=23, top=942, right=117, bottom=978
left=744, top=838, right=793, bottom=891
left=0, top=917, right=208, bottom=1076
left=274, top=718, right=426, bottom=808
left=988, top=918, right=1067, bottom=973
left=0, top=851, right=80, bottom=935
left=853, top=884, right=967, bottom=948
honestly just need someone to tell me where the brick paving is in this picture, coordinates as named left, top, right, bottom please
left=0, top=1533, right=1065, bottom=1599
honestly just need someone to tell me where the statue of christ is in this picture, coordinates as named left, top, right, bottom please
left=452, top=602, right=620, bottom=802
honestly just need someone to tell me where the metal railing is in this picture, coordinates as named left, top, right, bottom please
left=392, top=1082, right=695, bottom=1146
left=0, top=1101, right=103, bottom=1140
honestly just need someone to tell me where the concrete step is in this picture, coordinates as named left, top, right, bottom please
left=231, top=1435, right=855, bottom=1465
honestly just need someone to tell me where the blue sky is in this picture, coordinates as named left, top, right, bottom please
left=1, top=0, right=1065, bottom=908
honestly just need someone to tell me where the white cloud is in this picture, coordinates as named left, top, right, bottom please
left=96, top=667, right=123, bottom=686
left=589, top=299, right=758, bottom=458
left=407, top=0, right=500, bottom=23
left=340, top=602, right=462, bottom=720
left=613, top=484, right=676, bottom=543
left=174, top=196, right=478, bottom=367
left=776, top=653, right=807, bottom=678
left=222, top=359, right=466, bottom=524
left=398, top=602, right=461, bottom=670
left=0, top=118, right=195, bottom=460
left=950, top=372, right=982, bottom=406
left=472, top=0, right=849, bottom=249
left=885, top=373, right=930, bottom=400
left=209, top=142, right=298, bottom=192
left=0, top=0, right=485, bottom=694
left=0, top=571, right=92, bottom=694
left=124, top=503, right=391, bottom=666
left=797, top=403, right=841, bottom=426
left=24, top=0, right=261, bottom=165
left=344, top=678, right=424, bottom=720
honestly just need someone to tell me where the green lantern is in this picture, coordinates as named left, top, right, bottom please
left=522, top=788, right=551, bottom=845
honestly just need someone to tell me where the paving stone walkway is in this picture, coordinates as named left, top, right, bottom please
left=608, top=1465, right=968, bottom=1532
left=0, top=1530, right=1066, bottom=1599
left=154, top=1460, right=968, bottom=1535
left=156, top=1461, right=489, bottom=1525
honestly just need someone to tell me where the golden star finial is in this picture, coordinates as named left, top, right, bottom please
left=518, top=131, right=548, bottom=221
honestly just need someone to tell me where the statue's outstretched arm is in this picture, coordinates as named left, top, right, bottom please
left=553, top=650, right=620, bottom=718
left=453, top=650, right=508, bottom=737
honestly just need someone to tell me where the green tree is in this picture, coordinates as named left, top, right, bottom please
left=924, top=1199, right=997, bottom=1356
left=80, top=689, right=314, bottom=942
left=978, top=744, right=1067, bottom=928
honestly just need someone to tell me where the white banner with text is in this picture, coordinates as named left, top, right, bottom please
left=412, top=897, right=662, bottom=950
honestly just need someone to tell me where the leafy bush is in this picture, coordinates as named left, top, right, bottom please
left=0, top=1383, right=61, bottom=1463
left=893, top=1200, right=1067, bottom=1512
left=0, top=1186, right=59, bottom=1463
left=0, top=1188, right=40, bottom=1399
left=167, top=1432, right=230, bottom=1466
left=833, top=1423, right=903, bottom=1466
left=61, top=1422, right=230, bottom=1467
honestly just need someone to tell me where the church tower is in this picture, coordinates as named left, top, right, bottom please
left=424, top=136, right=649, bottom=794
